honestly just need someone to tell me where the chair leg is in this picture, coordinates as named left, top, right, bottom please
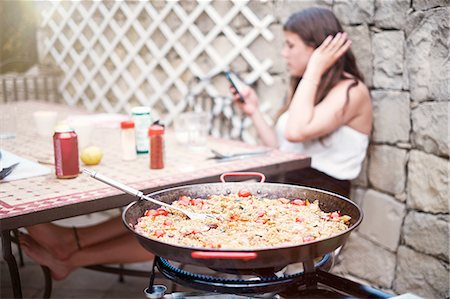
left=1, top=230, right=23, bottom=298
left=118, top=264, right=125, bottom=282
left=41, top=266, right=52, bottom=299
left=11, top=229, right=24, bottom=267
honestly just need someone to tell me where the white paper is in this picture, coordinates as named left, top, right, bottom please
left=0, top=149, right=52, bottom=182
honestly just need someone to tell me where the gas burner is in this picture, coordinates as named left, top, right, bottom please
left=144, top=255, right=392, bottom=299
left=154, top=254, right=331, bottom=295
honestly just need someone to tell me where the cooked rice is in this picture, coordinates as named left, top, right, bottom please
left=134, top=193, right=350, bottom=249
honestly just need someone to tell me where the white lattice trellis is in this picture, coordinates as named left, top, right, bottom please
left=39, top=0, right=275, bottom=140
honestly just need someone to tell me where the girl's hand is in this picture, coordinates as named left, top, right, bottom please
left=305, top=32, right=352, bottom=78
left=231, top=86, right=259, bottom=116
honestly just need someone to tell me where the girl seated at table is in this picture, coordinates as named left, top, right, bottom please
left=20, top=6, right=371, bottom=281
left=232, top=7, right=371, bottom=198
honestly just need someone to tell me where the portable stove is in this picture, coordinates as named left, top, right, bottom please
left=143, top=255, right=392, bottom=299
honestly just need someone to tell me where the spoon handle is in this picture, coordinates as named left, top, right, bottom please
left=82, top=169, right=172, bottom=210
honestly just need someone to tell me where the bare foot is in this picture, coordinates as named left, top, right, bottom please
left=20, top=234, right=72, bottom=281
left=26, top=223, right=77, bottom=260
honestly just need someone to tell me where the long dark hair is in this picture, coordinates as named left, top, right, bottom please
left=277, top=7, right=364, bottom=119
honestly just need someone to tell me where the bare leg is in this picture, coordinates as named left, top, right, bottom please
left=26, top=216, right=128, bottom=260
left=20, top=233, right=153, bottom=281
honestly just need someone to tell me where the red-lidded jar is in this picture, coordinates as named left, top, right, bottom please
left=148, top=125, right=164, bottom=169
left=53, top=124, right=79, bottom=178
left=120, top=120, right=137, bottom=161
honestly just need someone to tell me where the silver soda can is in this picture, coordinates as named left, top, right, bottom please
left=131, top=106, right=152, bottom=154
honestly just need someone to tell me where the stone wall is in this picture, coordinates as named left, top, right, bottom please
left=242, top=0, right=448, bottom=297
left=254, top=1, right=448, bottom=298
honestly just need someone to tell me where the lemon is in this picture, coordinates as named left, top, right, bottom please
left=80, top=146, right=103, bottom=165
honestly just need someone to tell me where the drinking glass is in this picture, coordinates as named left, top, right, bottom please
left=0, top=106, right=17, bottom=139
left=174, top=112, right=209, bottom=149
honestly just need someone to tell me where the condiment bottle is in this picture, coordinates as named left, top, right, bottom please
left=131, top=106, right=152, bottom=154
left=120, top=120, right=137, bottom=161
left=148, top=125, right=164, bottom=169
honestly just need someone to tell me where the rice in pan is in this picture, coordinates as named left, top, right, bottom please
left=134, top=191, right=351, bottom=249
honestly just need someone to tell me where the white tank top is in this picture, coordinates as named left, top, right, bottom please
left=275, top=112, right=369, bottom=180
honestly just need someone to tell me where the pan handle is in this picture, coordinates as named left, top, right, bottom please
left=191, top=251, right=257, bottom=260
left=220, top=172, right=265, bottom=183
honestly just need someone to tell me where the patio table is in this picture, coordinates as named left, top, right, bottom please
left=0, top=101, right=310, bottom=298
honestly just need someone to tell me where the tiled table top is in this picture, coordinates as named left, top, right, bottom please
left=0, top=101, right=310, bottom=229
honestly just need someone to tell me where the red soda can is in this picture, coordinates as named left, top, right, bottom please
left=53, top=125, right=79, bottom=178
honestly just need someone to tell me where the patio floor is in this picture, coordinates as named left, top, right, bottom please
left=1, top=211, right=410, bottom=299
left=0, top=210, right=186, bottom=299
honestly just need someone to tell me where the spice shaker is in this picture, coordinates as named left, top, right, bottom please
left=131, top=106, right=152, bottom=154
left=148, top=124, right=164, bottom=169
left=120, top=120, right=137, bottom=161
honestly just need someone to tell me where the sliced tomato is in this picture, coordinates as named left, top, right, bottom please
left=279, top=198, right=290, bottom=204
left=156, top=208, right=169, bottom=216
left=238, top=190, right=252, bottom=197
left=230, top=215, right=239, bottom=221
left=190, top=198, right=203, bottom=206
left=163, top=220, right=173, bottom=226
left=154, top=230, right=165, bottom=238
left=292, top=199, right=306, bottom=206
left=303, top=236, right=315, bottom=243
left=330, top=212, right=340, bottom=219
left=295, top=217, right=304, bottom=223
left=144, top=209, right=158, bottom=217
left=178, top=195, right=191, bottom=206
